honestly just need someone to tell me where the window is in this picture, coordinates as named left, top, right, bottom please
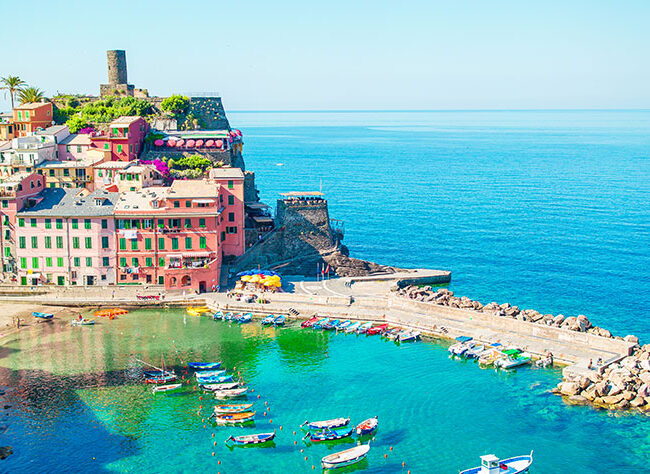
left=45, top=218, right=51, bottom=229
left=30, top=218, right=36, bottom=228
left=158, top=275, right=164, bottom=285
left=169, top=218, right=180, bottom=228
left=85, top=237, right=92, bottom=249
left=104, top=143, right=109, bottom=150
left=185, top=200, right=191, bottom=208
left=185, top=237, right=192, bottom=249
left=221, top=231, right=226, bottom=242
left=86, top=257, right=92, bottom=267
left=228, top=180, right=234, bottom=189
left=117, top=144, right=123, bottom=153
left=71, top=219, right=78, bottom=229
left=200, top=236, right=206, bottom=249
left=173, top=201, right=180, bottom=208
left=171, top=238, right=179, bottom=250
left=31, top=236, right=37, bottom=248
left=158, top=237, right=165, bottom=250
left=199, top=218, right=206, bottom=228
left=20, top=257, right=26, bottom=269
left=101, top=219, right=108, bottom=229
left=228, top=195, right=234, bottom=205
left=77, top=145, right=82, bottom=153
left=56, top=219, right=62, bottom=229
left=145, top=238, right=152, bottom=250
left=56, top=236, right=63, bottom=248
left=18, top=236, right=25, bottom=249
left=57, top=257, right=63, bottom=267
left=49, top=169, right=55, bottom=177
left=131, top=239, right=137, bottom=250
left=120, top=257, right=127, bottom=267
left=119, top=238, right=126, bottom=250
left=129, top=144, right=133, bottom=153
left=32, top=257, right=38, bottom=269
left=102, top=236, right=109, bottom=249
left=98, top=170, right=103, bottom=178
left=46, top=257, right=52, bottom=267
left=158, top=257, right=165, bottom=267
left=102, top=257, right=109, bottom=267
left=226, top=226, right=238, bottom=234
left=185, top=218, right=192, bottom=229
left=132, top=258, right=139, bottom=267
left=1, top=200, right=7, bottom=208
left=45, top=236, right=51, bottom=248
left=3, top=247, right=9, bottom=257
left=143, top=219, right=153, bottom=229
left=145, top=257, right=153, bottom=267
left=72, top=237, right=79, bottom=249
left=18, top=218, right=24, bottom=227
left=84, top=219, right=91, bottom=229
left=228, top=212, right=235, bottom=222
left=73, top=257, right=80, bottom=267
left=63, top=169, right=69, bottom=177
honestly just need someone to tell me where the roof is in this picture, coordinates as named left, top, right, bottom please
left=115, top=187, right=168, bottom=212
left=280, top=191, right=325, bottom=197
left=37, top=125, right=68, bottom=136
left=94, top=161, right=131, bottom=169
left=110, top=116, right=142, bottom=126
left=245, top=202, right=270, bottom=210
left=168, top=179, right=218, bottom=198
left=37, top=157, right=103, bottom=169
left=209, top=167, right=244, bottom=179
left=18, top=188, right=119, bottom=217
left=15, top=102, right=51, bottom=110
left=59, top=133, right=92, bottom=146
left=0, top=172, right=33, bottom=186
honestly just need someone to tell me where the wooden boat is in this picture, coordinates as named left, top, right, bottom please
left=213, top=411, right=255, bottom=425
left=213, top=403, right=254, bottom=414
left=187, top=306, right=210, bottom=316
left=212, top=311, right=224, bottom=320
left=33, top=311, right=54, bottom=319
left=71, top=318, right=95, bottom=326
left=495, top=349, right=532, bottom=369
left=357, top=322, right=373, bottom=334
left=301, top=316, right=319, bottom=328
left=238, top=313, right=252, bottom=323
left=336, top=320, right=352, bottom=331
left=398, top=330, right=420, bottom=342
left=195, top=369, right=226, bottom=378
left=201, top=382, right=240, bottom=391
left=305, top=427, right=353, bottom=442
left=145, top=373, right=177, bottom=384
left=321, top=444, right=370, bottom=470
left=301, top=417, right=350, bottom=430
left=460, top=451, right=533, bottom=474
left=152, top=383, right=182, bottom=394
left=94, top=308, right=128, bottom=319
left=448, top=336, right=474, bottom=356
left=345, top=322, right=361, bottom=333
left=144, top=369, right=174, bottom=378
left=366, top=323, right=388, bottom=335
left=197, top=374, right=234, bottom=384
left=313, top=318, right=330, bottom=329
left=478, top=349, right=504, bottom=367
left=273, top=315, right=285, bottom=326
left=355, top=416, right=378, bottom=436
left=188, top=362, right=221, bottom=370
left=322, top=319, right=340, bottom=330
left=223, top=312, right=234, bottom=321
left=213, top=388, right=248, bottom=399
left=226, top=431, right=275, bottom=445
left=261, top=315, right=275, bottom=325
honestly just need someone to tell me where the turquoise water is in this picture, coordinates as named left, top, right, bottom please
left=1, top=311, right=649, bottom=473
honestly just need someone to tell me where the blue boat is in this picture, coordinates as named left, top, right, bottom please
left=195, top=369, right=226, bottom=378
left=460, top=451, right=533, bottom=474
left=301, top=417, right=350, bottom=430
left=197, top=374, right=234, bottom=384
left=336, top=320, right=352, bottom=331
left=188, top=362, right=221, bottom=370
left=238, top=313, right=252, bottom=324
left=273, top=315, right=285, bottom=326
left=357, top=322, right=373, bottom=334
left=143, top=370, right=174, bottom=378
left=223, top=312, right=235, bottom=321
left=213, top=311, right=224, bottom=320
left=261, top=315, right=275, bottom=325
left=355, top=416, right=378, bottom=436
left=226, top=431, right=276, bottom=446
left=313, top=318, right=329, bottom=330
left=322, top=319, right=340, bottom=330
left=304, top=427, right=353, bottom=442
left=33, top=312, right=53, bottom=319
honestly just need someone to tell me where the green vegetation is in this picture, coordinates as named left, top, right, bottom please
left=169, top=154, right=213, bottom=172
left=67, top=116, right=90, bottom=133
left=0, top=76, right=27, bottom=109
left=144, top=131, right=165, bottom=144
left=61, top=96, right=153, bottom=130
left=17, top=87, right=45, bottom=104
left=160, top=95, right=189, bottom=116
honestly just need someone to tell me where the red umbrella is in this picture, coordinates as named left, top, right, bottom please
left=176, top=139, right=185, bottom=147
left=205, top=139, right=214, bottom=147
left=234, top=129, right=242, bottom=136
left=230, top=131, right=237, bottom=137
left=186, top=139, right=195, bottom=147
left=167, top=139, right=176, bottom=147
left=195, top=139, right=204, bottom=147
left=215, top=139, right=223, bottom=148
left=154, top=139, right=164, bottom=146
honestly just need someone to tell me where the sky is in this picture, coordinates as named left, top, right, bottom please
left=1, top=0, right=649, bottom=111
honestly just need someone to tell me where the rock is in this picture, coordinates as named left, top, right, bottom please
left=587, top=371, right=603, bottom=384
left=579, top=377, right=591, bottom=390
left=559, top=382, right=581, bottom=396
left=0, top=446, right=11, bottom=460
left=616, top=399, right=630, bottom=409
left=607, top=384, right=623, bottom=396
left=594, top=381, right=609, bottom=397
left=640, top=360, right=650, bottom=371
left=622, top=391, right=636, bottom=401
left=630, top=396, right=646, bottom=408
left=577, top=314, right=591, bottom=329
left=552, top=315, right=565, bottom=326
left=582, top=385, right=597, bottom=400
left=568, top=394, right=587, bottom=404
left=601, top=394, right=624, bottom=405
left=625, top=335, right=640, bottom=344
left=598, top=328, right=612, bottom=338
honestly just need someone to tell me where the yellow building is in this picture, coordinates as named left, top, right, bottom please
left=36, top=149, right=108, bottom=191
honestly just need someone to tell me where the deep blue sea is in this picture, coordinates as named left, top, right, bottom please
left=231, top=110, right=650, bottom=341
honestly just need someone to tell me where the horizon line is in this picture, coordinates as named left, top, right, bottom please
left=228, top=107, right=650, bottom=113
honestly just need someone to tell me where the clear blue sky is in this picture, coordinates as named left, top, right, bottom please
left=2, top=0, right=649, bottom=111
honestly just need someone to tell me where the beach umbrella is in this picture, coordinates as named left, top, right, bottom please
left=186, top=139, right=196, bottom=147
left=240, top=275, right=251, bottom=282
left=215, top=139, right=223, bottom=148
left=263, top=281, right=273, bottom=287
left=167, top=139, right=177, bottom=147
left=250, top=275, right=261, bottom=283
left=236, top=271, right=249, bottom=277
left=154, top=139, right=164, bottom=146
left=205, top=139, right=214, bottom=147
left=176, top=139, right=185, bottom=147
left=195, top=139, right=204, bottom=147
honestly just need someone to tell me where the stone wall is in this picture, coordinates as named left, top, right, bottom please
left=188, top=97, right=230, bottom=130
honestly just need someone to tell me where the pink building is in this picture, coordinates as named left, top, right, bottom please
left=57, top=133, right=92, bottom=160
left=209, top=167, right=245, bottom=257
left=15, top=188, right=118, bottom=286
left=91, top=116, right=148, bottom=162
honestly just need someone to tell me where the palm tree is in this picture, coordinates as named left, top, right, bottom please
left=0, top=76, right=27, bottom=109
left=17, top=87, right=45, bottom=105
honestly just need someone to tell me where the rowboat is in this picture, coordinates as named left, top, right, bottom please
left=223, top=312, right=234, bottom=321
left=301, top=316, right=319, bottom=328
left=460, top=451, right=533, bottom=474
left=273, top=315, right=285, bottom=326
left=187, top=306, right=210, bottom=316
left=322, top=319, right=340, bottom=330
left=201, top=382, right=241, bottom=391
left=398, top=330, right=420, bottom=342
left=226, top=431, right=275, bottom=445
left=313, top=318, right=330, bottom=330
left=355, top=416, right=378, bottom=436
left=212, top=311, right=224, bottom=320
left=213, top=403, right=254, bottom=414
left=213, top=388, right=248, bottom=399
left=152, top=383, right=182, bottom=394
left=448, top=336, right=474, bottom=356
left=213, top=411, right=255, bottom=425
left=195, top=369, right=226, bottom=378
left=321, top=444, right=370, bottom=470
left=144, top=369, right=174, bottom=378
left=357, top=322, right=373, bottom=334
left=261, top=315, right=275, bottom=325
left=238, top=313, right=252, bottom=323
left=366, top=323, right=388, bottom=335
left=494, top=349, right=532, bottom=369
left=345, top=322, right=361, bottom=333
left=305, top=427, right=353, bottom=442
left=33, top=312, right=53, bottom=319
left=188, top=362, right=221, bottom=370
left=383, top=327, right=402, bottom=340
left=478, top=349, right=504, bottom=367
left=94, top=308, right=128, bottom=319
left=71, top=318, right=95, bottom=326
left=336, top=320, right=352, bottom=331
left=145, top=373, right=177, bottom=384
left=197, top=375, right=234, bottom=384
left=301, top=417, right=350, bottom=430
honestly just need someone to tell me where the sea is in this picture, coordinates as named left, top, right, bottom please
left=1, top=110, right=649, bottom=473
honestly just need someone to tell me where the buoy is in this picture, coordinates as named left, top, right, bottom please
left=257, top=395, right=260, bottom=399
left=301, top=449, right=304, bottom=453
left=390, top=446, right=393, bottom=451
left=294, top=441, right=297, bottom=445
left=293, top=431, right=296, bottom=435
left=200, top=405, right=203, bottom=409
left=214, top=441, right=217, bottom=446
left=212, top=452, right=215, bottom=456
left=203, top=425, right=206, bottom=428
left=92, top=457, right=95, bottom=460
left=263, top=412, right=267, bottom=417
left=199, top=396, right=203, bottom=400
left=251, top=389, right=255, bottom=392
left=384, top=454, right=388, bottom=459
left=280, top=425, right=283, bottom=430
left=267, top=407, right=270, bottom=412
left=402, top=462, right=405, bottom=467
left=202, top=419, right=205, bottom=422
left=218, top=460, right=221, bottom=465
left=212, top=433, right=215, bottom=437
left=265, top=401, right=268, bottom=406
left=269, top=419, right=272, bottom=424
left=312, top=465, right=315, bottom=470
left=305, top=456, right=308, bottom=461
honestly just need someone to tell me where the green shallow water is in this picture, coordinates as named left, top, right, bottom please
left=1, top=309, right=649, bottom=473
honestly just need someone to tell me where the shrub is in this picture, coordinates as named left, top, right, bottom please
left=161, top=95, right=190, bottom=116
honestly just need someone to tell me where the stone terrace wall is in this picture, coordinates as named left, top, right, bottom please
left=188, top=97, right=230, bottom=130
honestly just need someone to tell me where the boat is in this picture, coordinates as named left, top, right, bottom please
left=213, top=388, right=248, bottom=399
left=188, top=362, right=221, bottom=370
left=366, top=323, right=388, bottom=335
left=345, top=322, right=361, bottom=333
left=213, top=403, right=254, bottom=414
left=321, top=444, right=370, bottom=470
left=383, top=327, right=402, bottom=340
left=238, top=313, right=252, bottom=323
left=357, top=322, right=373, bottom=334
left=187, top=306, right=210, bottom=316
left=195, top=369, right=226, bottom=378
left=71, top=318, right=95, bottom=326
left=145, top=373, right=177, bottom=384
left=261, top=315, right=275, bottom=325
left=448, top=336, right=474, bottom=356
left=152, top=383, right=182, bottom=394
left=322, top=319, right=340, bottom=330
left=197, top=374, right=234, bottom=384
left=223, top=312, right=234, bottom=321
left=201, top=382, right=241, bottom=391
left=305, top=427, right=353, bottom=442
left=93, top=308, right=128, bottom=319
left=143, top=369, right=174, bottom=378
left=465, top=344, right=486, bottom=358
left=460, top=451, right=533, bottom=474
left=495, top=349, right=532, bottom=369
left=273, top=315, right=285, bottom=326
left=478, top=348, right=504, bottom=367
left=301, top=417, right=350, bottom=430
left=398, top=330, right=420, bottom=342
left=313, top=318, right=330, bottom=330
left=355, top=416, right=378, bottom=436
left=301, top=316, right=320, bottom=328
left=212, top=311, right=224, bottom=320
left=226, top=431, right=276, bottom=445
left=472, top=343, right=502, bottom=360
left=213, top=411, right=256, bottom=425
left=33, top=311, right=54, bottom=319
left=336, top=320, right=352, bottom=331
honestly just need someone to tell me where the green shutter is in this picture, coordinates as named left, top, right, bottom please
left=131, top=239, right=138, bottom=250
left=57, top=257, right=63, bottom=267
left=200, top=237, right=206, bottom=249
left=72, top=237, right=79, bottom=249
left=71, top=219, right=78, bottom=229
left=145, top=238, right=152, bottom=250
left=85, top=237, right=92, bottom=249
left=185, top=237, right=192, bottom=249
left=158, top=238, right=165, bottom=250
left=119, top=238, right=126, bottom=250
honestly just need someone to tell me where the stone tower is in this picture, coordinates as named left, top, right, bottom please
left=106, top=50, right=127, bottom=84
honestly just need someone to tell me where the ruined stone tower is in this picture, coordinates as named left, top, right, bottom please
left=100, top=49, right=148, bottom=98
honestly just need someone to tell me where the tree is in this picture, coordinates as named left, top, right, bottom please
left=161, top=95, right=189, bottom=116
left=170, top=154, right=213, bottom=172
left=17, top=87, right=45, bottom=105
left=0, top=76, right=27, bottom=109
left=66, top=115, right=89, bottom=133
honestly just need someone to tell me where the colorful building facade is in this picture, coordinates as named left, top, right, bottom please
left=90, top=116, right=148, bottom=162
left=12, top=102, right=54, bottom=137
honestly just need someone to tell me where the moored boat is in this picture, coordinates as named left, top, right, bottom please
left=357, top=321, right=373, bottom=334
left=336, top=320, right=352, bottom=331
left=213, top=388, right=248, bottom=399
left=322, top=319, right=340, bottom=330
left=273, top=315, right=285, bottom=326
left=261, top=315, right=275, bottom=325
left=321, top=444, right=370, bottom=470
left=383, top=327, right=402, bottom=340
left=355, top=416, right=378, bottom=436
left=345, top=322, right=361, bottom=333
left=223, top=312, right=234, bottom=321
left=213, top=403, right=254, bottom=414
left=188, top=362, right=221, bottom=370
left=187, top=306, right=210, bottom=316
left=301, top=316, right=319, bottom=328
left=94, top=308, right=128, bottom=319
left=448, top=336, right=474, bottom=356
left=238, top=313, right=252, bottom=323
left=212, top=311, right=224, bottom=320
left=195, top=369, right=226, bottom=378
left=313, top=318, right=330, bottom=329
left=145, top=373, right=177, bottom=384
left=213, top=411, right=255, bottom=425
left=460, top=451, right=533, bottom=474
left=494, top=349, right=532, bottom=369
left=152, top=383, right=182, bottom=394
left=71, top=318, right=95, bottom=326
left=301, top=417, right=350, bottom=430
left=33, top=311, right=54, bottom=319
left=366, top=323, right=388, bottom=335
left=305, top=427, right=353, bottom=442
left=201, top=382, right=240, bottom=391
left=226, top=431, right=275, bottom=445
left=398, top=330, right=420, bottom=342
left=197, top=374, right=234, bottom=384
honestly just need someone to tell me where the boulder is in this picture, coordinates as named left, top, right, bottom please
left=568, top=394, right=588, bottom=404
left=559, top=381, right=581, bottom=396
left=615, top=399, right=630, bottom=409
left=607, top=384, right=623, bottom=396
left=579, top=377, right=591, bottom=390
left=622, top=390, right=636, bottom=401
left=598, top=328, right=612, bottom=338
left=625, top=335, right=640, bottom=344
left=577, top=314, right=591, bottom=329
left=601, top=394, right=624, bottom=405
left=594, top=381, right=609, bottom=397
left=0, top=446, right=11, bottom=460
left=552, top=315, right=565, bottom=326
left=630, top=397, right=646, bottom=408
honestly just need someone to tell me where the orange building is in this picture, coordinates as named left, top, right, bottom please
left=13, top=103, right=54, bottom=137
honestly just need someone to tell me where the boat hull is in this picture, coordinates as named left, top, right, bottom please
left=188, top=362, right=221, bottom=370
left=227, top=431, right=276, bottom=445
left=321, top=444, right=370, bottom=469
left=460, top=452, right=533, bottom=474
left=302, top=417, right=350, bottom=430
left=214, top=403, right=254, bottom=414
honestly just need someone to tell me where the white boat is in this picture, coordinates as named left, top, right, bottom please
left=201, top=382, right=240, bottom=391
left=152, top=383, right=183, bottom=394
left=449, top=336, right=474, bottom=356
left=71, top=318, right=95, bottom=326
left=195, top=369, right=226, bottom=378
left=213, top=388, right=248, bottom=399
left=357, top=322, right=373, bottom=334
left=321, top=444, right=370, bottom=469
left=465, top=344, right=486, bottom=358
left=494, top=349, right=532, bottom=369
left=460, top=451, right=533, bottom=474
left=345, top=322, right=361, bottom=333
left=336, top=320, right=352, bottom=331
left=398, top=330, right=420, bottom=342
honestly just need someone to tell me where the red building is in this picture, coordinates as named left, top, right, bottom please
left=13, top=103, right=54, bottom=137
left=91, top=116, right=148, bottom=162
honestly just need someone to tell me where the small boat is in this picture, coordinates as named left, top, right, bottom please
left=345, top=322, right=361, bottom=333
left=213, top=403, right=254, bottom=414
left=195, top=369, right=226, bottom=378
left=336, top=320, right=352, bottom=331
left=398, top=330, right=420, bottom=342
left=478, top=349, right=504, bottom=367
left=305, top=427, right=353, bottom=442
left=322, top=319, right=340, bottom=330
left=152, top=383, right=182, bottom=394
left=226, top=431, right=275, bottom=445
left=94, top=308, right=128, bottom=319
left=197, top=375, right=234, bottom=384
left=357, top=322, right=373, bottom=334
left=301, top=417, right=350, bottom=430
left=495, top=349, right=532, bottom=369
left=188, top=362, right=221, bottom=370
left=313, top=318, right=330, bottom=330
left=383, top=327, right=402, bottom=340
left=321, top=444, right=370, bottom=470
left=448, top=336, right=474, bottom=356
left=213, top=388, right=248, bottom=399
left=187, top=306, right=210, bottom=316
left=238, top=313, right=252, bottom=323
left=145, top=373, right=177, bottom=384
left=355, top=416, right=378, bottom=436
left=261, top=315, right=275, bottom=325
left=33, top=312, right=54, bottom=319
left=301, top=316, right=320, bottom=328
left=223, top=312, right=234, bottom=321
left=212, top=311, right=224, bottom=320
left=366, top=323, right=388, bottom=335
left=201, top=382, right=241, bottom=391
left=213, top=411, right=255, bottom=425
left=273, top=315, right=285, bottom=326
left=460, top=451, right=533, bottom=474
left=143, top=369, right=174, bottom=378
left=71, top=318, right=95, bottom=326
